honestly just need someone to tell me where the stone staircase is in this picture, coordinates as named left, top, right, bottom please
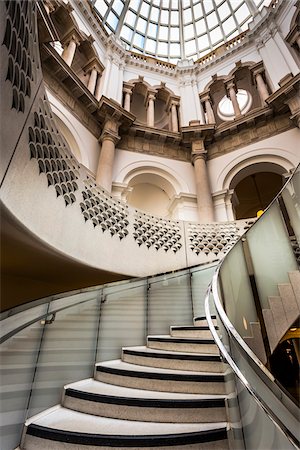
left=19, top=316, right=229, bottom=449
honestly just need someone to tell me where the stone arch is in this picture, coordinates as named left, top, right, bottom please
left=219, top=152, right=294, bottom=192
left=123, top=167, right=180, bottom=217
left=50, top=106, right=89, bottom=168
left=216, top=152, right=295, bottom=219
left=120, top=162, right=188, bottom=194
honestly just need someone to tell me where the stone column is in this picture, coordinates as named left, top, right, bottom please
left=226, top=79, right=241, bottom=118
left=96, top=115, right=121, bottom=192
left=192, top=141, right=214, bottom=223
left=61, top=36, right=77, bottom=67
left=251, top=64, right=270, bottom=105
left=255, top=72, right=269, bottom=104
left=200, top=92, right=215, bottom=124
left=123, top=88, right=132, bottom=112
left=146, top=92, right=156, bottom=127
left=87, top=68, right=98, bottom=95
left=171, top=101, right=179, bottom=132
left=96, top=128, right=120, bottom=192
left=95, top=74, right=102, bottom=101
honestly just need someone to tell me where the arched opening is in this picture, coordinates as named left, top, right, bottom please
left=126, top=173, right=176, bottom=217
left=154, top=88, right=170, bottom=130
left=130, top=83, right=148, bottom=125
left=230, top=164, right=285, bottom=219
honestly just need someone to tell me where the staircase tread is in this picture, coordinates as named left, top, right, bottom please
left=123, top=346, right=221, bottom=359
left=65, top=378, right=226, bottom=400
left=147, top=335, right=215, bottom=342
left=26, top=405, right=227, bottom=435
left=96, top=359, right=223, bottom=377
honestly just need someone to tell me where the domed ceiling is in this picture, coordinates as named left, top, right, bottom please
left=90, top=0, right=271, bottom=62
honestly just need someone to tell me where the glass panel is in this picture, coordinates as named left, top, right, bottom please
left=148, top=270, right=192, bottom=335
left=223, top=16, right=235, bottom=35
left=247, top=202, right=298, bottom=309
left=281, top=169, right=300, bottom=245
left=220, top=241, right=258, bottom=337
left=145, top=38, right=156, bottom=53
left=27, top=297, right=100, bottom=418
left=136, top=17, right=147, bottom=33
left=191, top=263, right=217, bottom=318
left=96, top=282, right=146, bottom=362
left=0, top=305, right=48, bottom=450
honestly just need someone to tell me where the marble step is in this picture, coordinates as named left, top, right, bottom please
left=194, top=315, right=217, bottom=327
left=22, top=405, right=228, bottom=449
left=170, top=325, right=217, bottom=339
left=147, top=335, right=219, bottom=354
left=122, top=346, right=224, bottom=372
left=95, top=360, right=226, bottom=394
left=62, top=378, right=226, bottom=423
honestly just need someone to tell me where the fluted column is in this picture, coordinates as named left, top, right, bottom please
left=192, top=142, right=214, bottom=223
left=96, top=128, right=120, bottom=192
left=61, top=36, right=77, bottom=67
left=87, top=68, right=98, bottom=95
left=146, top=92, right=156, bottom=127
left=226, top=79, right=241, bottom=118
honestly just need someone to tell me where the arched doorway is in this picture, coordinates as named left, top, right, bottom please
left=230, top=164, right=285, bottom=219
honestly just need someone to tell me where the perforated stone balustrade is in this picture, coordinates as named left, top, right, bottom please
left=80, top=179, right=129, bottom=239
left=133, top=213, right=182, bottom=253
left=188, top=220, right=256, bottom=258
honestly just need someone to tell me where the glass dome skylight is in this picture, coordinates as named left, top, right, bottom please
left=90, top=0, right=270, bottom=63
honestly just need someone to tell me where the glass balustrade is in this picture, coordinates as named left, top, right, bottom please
left=0, top=263, right=215, bottom=450
left=206, top=166, right=300, bottom=450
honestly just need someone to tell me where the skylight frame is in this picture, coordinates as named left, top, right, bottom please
left=90, top=0, right=267, bottom=62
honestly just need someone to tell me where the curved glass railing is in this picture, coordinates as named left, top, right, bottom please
left=205, top=166, right=300, bottom=450
left=0, top=261, right=216, bottom=450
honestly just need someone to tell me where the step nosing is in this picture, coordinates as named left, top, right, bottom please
left=123, top=349, right=221, bottom=361
left=96, top=366, right=225, bottom=382
left=148, top=337, right=216, bottom=344
left=27, top=424, right=227, bottom=446
left=65, top=388, right=226, bottom=408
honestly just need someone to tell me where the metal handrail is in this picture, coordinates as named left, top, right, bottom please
left=204, top=288, right=300, bottom=449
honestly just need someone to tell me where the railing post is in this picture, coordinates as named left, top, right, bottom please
left=94, top=288, right=103, bottom=368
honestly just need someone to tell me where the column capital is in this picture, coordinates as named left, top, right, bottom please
left=250, top=61, right=265, bottom=78
left=191, top=140, right=207, bottom=164
left=146, top=91, right=156, bottom=104
left=225, top=77, right=237, bottom=95
left=61, top=28, right=82, bottom=47
left=83, top=57, right=105, bottom=75
left=99, top=129, right=120, bottom=145
left=166, top=95, right=180, bottom=111
left=97, top=96, right=135, bottom=130
left=199, top=90, right=212, bottom=103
